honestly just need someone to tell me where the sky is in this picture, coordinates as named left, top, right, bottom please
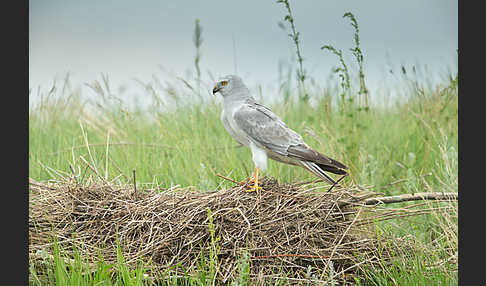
left=29, top=0, right=457, bottom=103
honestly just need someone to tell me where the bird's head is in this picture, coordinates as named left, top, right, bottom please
left=212, top=75, right=247, bottom=98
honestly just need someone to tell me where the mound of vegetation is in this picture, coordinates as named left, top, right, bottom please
left=29, top=176, right=455, bottom=284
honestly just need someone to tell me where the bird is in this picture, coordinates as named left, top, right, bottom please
left=212, top=75, right=348, bottom=192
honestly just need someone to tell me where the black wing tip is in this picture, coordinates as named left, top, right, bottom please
left=329, top=168, right=348, bottom=175
left=287, top=144, right=348, bottom=174
left=332, top=168, right=348, bottom=175
left=316, top=162, right=348, bottom=175
left=332, top=159, right=348, bottom=170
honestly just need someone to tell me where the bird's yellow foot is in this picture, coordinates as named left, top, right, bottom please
left=245, top=167, right=263, bottom=192
left=237, top=177, right=261, bottom=192
left=215, top=169, right=263, bottom=192
left=245, top=183, right=262, bottom=192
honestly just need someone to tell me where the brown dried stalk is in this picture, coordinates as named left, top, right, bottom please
left=362, top=192, right=458, bottom=205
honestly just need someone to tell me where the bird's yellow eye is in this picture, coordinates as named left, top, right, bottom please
left=221, top=81, right=228, bottom=86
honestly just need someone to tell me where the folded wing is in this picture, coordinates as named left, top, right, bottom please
left=233, top=101, right=348, bottom=181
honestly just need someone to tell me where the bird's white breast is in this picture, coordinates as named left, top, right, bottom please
left=221, top=104, right=250, bottom=146
left=221, top=99, right=268, bottom=171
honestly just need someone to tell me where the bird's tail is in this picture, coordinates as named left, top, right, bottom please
left=300, top=161, right=341, bottom=185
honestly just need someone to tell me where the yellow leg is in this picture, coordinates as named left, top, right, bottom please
left=246, top=167, right=263, bottom=192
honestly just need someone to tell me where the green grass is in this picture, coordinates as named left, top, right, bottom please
left=29, top=73, right=457, bottom=284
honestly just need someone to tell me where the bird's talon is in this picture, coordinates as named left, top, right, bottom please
left=245, top=185, right=263, bottom=192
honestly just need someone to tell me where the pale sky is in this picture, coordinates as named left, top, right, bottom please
left=29, top=0, right=457, bottom=102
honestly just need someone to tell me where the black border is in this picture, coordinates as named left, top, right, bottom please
left=458, top=0, right=476, bottom=285
left=7, top=0, right=29, bottom=283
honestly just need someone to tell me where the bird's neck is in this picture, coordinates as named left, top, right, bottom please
left=223, top=91, right=254, bottom=107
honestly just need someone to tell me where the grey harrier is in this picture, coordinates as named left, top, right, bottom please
left=213, top=75, right=347, bottom=191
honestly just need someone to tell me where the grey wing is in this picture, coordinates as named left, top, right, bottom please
left=233, top=102, right=304, bottom=156
left=233, top=102, right=348, bottom=174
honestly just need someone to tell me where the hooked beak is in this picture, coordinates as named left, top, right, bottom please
left=212, top=85, right=221, bottom=95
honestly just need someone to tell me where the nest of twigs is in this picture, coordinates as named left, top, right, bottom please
left=29, top=177, right=426, bottom=284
